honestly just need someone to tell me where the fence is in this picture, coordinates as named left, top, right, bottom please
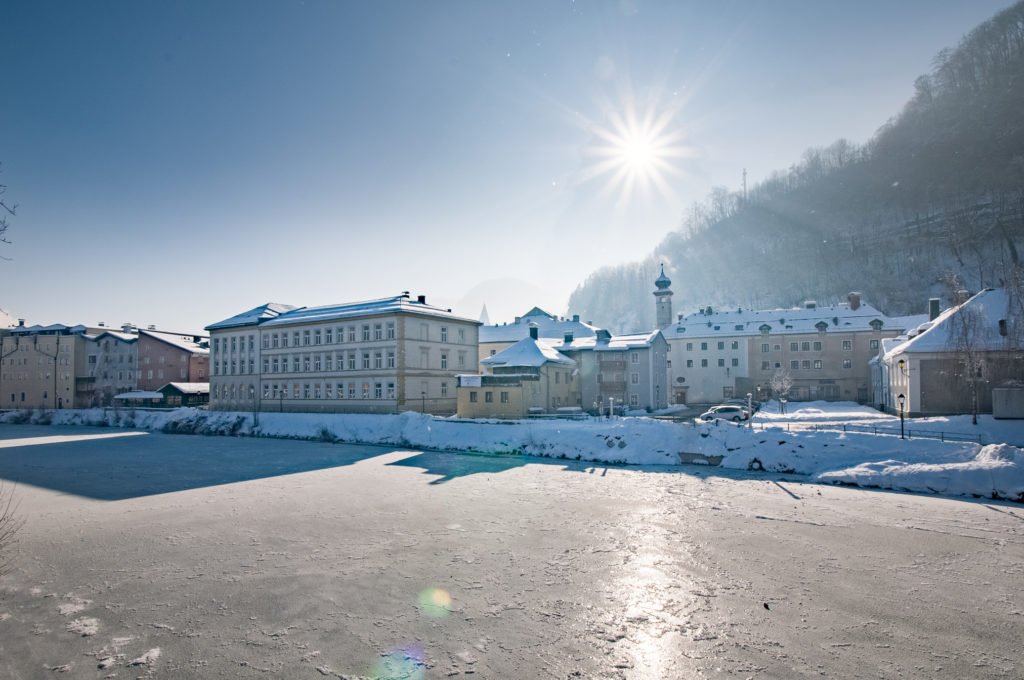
left=755, top=421, right=984, bottom=444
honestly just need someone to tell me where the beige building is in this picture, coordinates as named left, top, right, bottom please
left=1, top=322, right=95, bottom=409
left=457, top=331, right=577, bottom=418
left=663, top=292, right=912, bottom=406
left=206, top=294, right=480, bottom=415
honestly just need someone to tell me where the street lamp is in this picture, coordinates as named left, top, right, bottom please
left=897, top=393, right=906, bottom=439
left=421, top=390, right=426, bottom=414
left=746, top=392, right=753, bottom=428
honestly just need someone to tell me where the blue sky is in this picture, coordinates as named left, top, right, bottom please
left=0, top=0, right=1011, bottom=331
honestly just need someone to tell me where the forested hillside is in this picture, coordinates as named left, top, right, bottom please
left=569, top=2, right=1024, bottom=332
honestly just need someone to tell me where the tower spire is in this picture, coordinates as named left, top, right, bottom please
left=653, top=263, right=674, bottom=328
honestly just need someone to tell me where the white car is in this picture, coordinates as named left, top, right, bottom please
left=698, top=405, right=750, bottom=422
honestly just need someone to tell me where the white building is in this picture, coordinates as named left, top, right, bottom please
left=206, top=294, right=480, bottom=415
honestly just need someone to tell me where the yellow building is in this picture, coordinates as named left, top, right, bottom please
left=457, top=330, right=577, bottom=419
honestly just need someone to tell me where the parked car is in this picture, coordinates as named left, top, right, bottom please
left=698, top=405, right=750, bottom=422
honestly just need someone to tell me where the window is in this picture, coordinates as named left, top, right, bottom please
left=813, top=341, right=822, bottom=351
left=375, top=383, right=383, bottom=399
left=842, top=359, right=852, bottom=369
left=362, top=382, right=370, bottom=399
left=362, top=325, right=371, bottom=341
left=731, top=358, right=738, bottom=367
left=387, top=351, right=395, bottom=369
left=263, top=358, right=270, bottom=372
left=761, top=343, right=770, bottom=353
left=485, top=391, right=493, bottom=403
left=440, top=382, right=448, bottom=397
left=387, top=382, right=395, bottom=399
left=723, top=387, right=734, bottom=398
left=791, top=360, right=799, bottom=369
left=441, top=327, right=448, bottom=343
left=293, top=332, right=300, bottom=347
left=303, top=330, right=311, bottom=346
left=386, top=322, right=395, bottom=340
left=281, top=333, right=289, bottom=348
left=314, top=383, right=321, bottom=399
left=717, top=342, right=725, bottom=350
left=802, top=360, right=811, bottom=369
left=700, top=342, right=708, bottom=351
left=325, top=383, right=333, bottom=399
left=336, top=382, right=344, bottom=398
left=314, top=330, right=321, bottom=345
left=325, top=354, right=333, bottom=371
left=348, top=353, right=356, bottom=370
left=686, top=359, right=693, bottom=368
left=555, top=372, right=561, bottom=384
left=686, top=342, right=693, bottom=351
left=262, top=335, right=270, bottom=349
left=630, top=394, right=639, bottom=406
left=814, top=359, right=822, bottom=369
left=326, top=329, right=333, bottom=344
left=348, top=327, right=356, bottom=342
left=801, top=341, right=810, bottom=351
left=303, top=355, right=311, bottom=372
left=717, top=358, right=725, bottom=367
left=470, top=391, right=478, bottom=403
left=500, top=391, right=509, bottom=403
left=374, top=324, right=383, bottom=341
left=441, top=352, right=448, bottom=370
left=761, top=360, right=770, bottom=370
left=314, top=355, right=322, bottom=371
left=790, top=342, right=799, bottom=352
left=774, top=344, right=781, bottom=351
left=731, top=341, right=739, bottom=350
left=869, top=339, right=879, bottom=350
left=631, top=351, right=639, bottom=363
left=701, top=359, right=708, bottom=368
left=374, top=352, right=383, bottom=369
left=458, top=328, right=465, bottom=342
left=842, top=340, right=853, bottom=351
left=303, top=383, right=311, bottom=399
left=348, top=383, right=356, bottom=399
left=362, top=353, right=371, bottom=369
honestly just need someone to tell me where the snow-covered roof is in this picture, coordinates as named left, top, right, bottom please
left=544, top=329, right=662, bottom=352
left=205, top=303, right=298, bottom=331
left=162, top=382, right=210, bottom=395
left=481, top=337, right=575, bottom=368
left=662, top=301, right=892, bottom=340
left=9, top=323, right=89, bottom=336
left=87, top=330, right=138, bottom=343
left=886, top=289, right=1019, bottom=357
left=888, top=314, right=932, bottom=333
left=209, top=296, right=479, bottom=331
left=481, top=310, right=599, bottom=343
left=141, top=329, right=209, bottom=355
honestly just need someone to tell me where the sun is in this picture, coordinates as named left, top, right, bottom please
left=580, top=98, right=691, bottom=205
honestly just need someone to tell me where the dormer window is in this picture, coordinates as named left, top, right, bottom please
left=869, top=319, right=884, bottom=331
left=759, top=324, right=771, bottom=335
left=815, top=321, right=828, bottom=333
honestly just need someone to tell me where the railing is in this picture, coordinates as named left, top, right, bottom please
left=755, top=421, right=984, bottom=444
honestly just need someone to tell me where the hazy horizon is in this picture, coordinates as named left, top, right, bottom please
left=0, top=0, right=1011, bottom=331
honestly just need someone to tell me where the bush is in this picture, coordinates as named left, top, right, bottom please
left=0, top=483, right=24, bottom=578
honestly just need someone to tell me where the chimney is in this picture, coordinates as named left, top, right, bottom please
left=514, top=316, right=521, bottom=324
left=529, top=322, right=539, bottom=340
left=572, top=314, right=580, bottom=322
left=98, top=322, right=105, bottom=327
left=805, top=300, right=817, bottom=310
left=122, top=323, right=134, bottom=333
left=148, top=324, right=157, bottom=330
left=401, top=291, right=410, bottom=298
left=17, top=318, right=25, bottom=327
left=564, top=331, right=573, bottom=344
left=416, top=294, right=426, bottom=304
left=847, top=292, right=861, bottom=311
left=928, top=298, right=941, bottom=321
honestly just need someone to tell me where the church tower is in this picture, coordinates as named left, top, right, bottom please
left=654, top=264, right=673, bottom=328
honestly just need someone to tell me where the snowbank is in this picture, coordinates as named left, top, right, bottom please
left=2, top=407, right=1022, bottom=502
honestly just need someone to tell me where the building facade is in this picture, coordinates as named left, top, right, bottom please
left=206, top=294, right=481, bottom=415
left=137, top=328, right=209, bottom=391
left=478, top=307, right=598, bottom=367
left=661, top=290, right=911, bottom=406
left=457, top=332, right=577, bottom=418
left=1, top=322, right=93, bottom=409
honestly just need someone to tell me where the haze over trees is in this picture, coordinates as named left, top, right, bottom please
left=569, top=2, right=1024, bottom=332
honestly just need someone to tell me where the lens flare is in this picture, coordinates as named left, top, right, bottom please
left=417, top=587, right=452, bottom=617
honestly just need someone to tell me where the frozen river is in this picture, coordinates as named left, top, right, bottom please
left=0, top=424, right=1021, bottom=679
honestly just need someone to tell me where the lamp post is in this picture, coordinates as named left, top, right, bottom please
left=421, top=390, right=426, bottom=414
left=746, top=392, right=753, bottom=428
left=897, top=393, right=906, bottom=440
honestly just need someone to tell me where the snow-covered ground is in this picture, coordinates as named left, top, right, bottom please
left=2, top=404, right=1022, bottom=501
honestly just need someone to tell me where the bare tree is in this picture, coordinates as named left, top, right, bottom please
left=769, top=368, right=794, bottom=413
left=949, top=302, right=987, bottom=425
left=0, top=482, right=24, bottom=578
left=0, top=162, right=15, bottom=258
